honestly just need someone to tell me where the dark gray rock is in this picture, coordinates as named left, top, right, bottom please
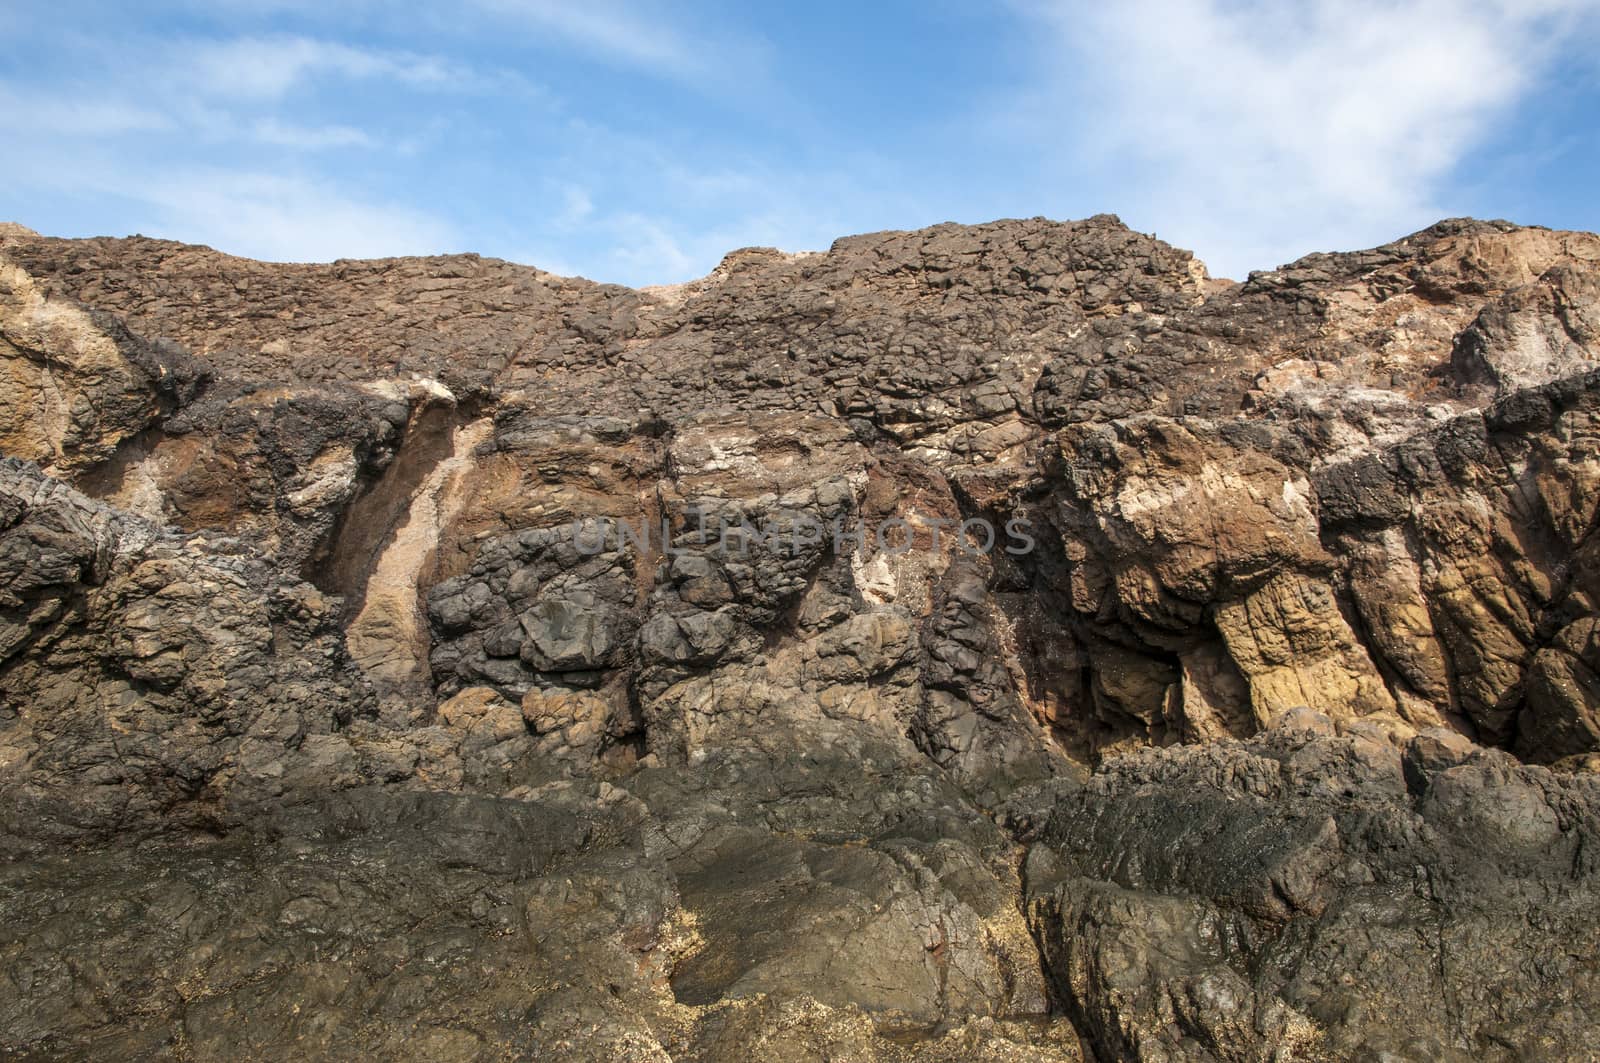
left=4, top=215, right=1600, bottom=1059
left=1020, top=728, right=1600, bottom=1061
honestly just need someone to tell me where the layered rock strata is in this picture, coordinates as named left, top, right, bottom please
left=2, top=215, right=1598, bottom=1059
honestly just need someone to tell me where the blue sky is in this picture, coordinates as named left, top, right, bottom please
left=3, top=1, right=1597, bottom=285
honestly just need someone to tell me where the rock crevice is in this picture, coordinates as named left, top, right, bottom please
left=2, top=215, right=1600, bottom=1059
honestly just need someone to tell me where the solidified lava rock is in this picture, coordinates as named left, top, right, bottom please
left=2, top=215, right=1599, bottom=1059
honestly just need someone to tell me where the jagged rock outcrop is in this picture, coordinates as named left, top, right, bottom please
left=1, top=214, right=1598, bottom=1059
left=0, top=458, right=377, bottom=841
left=1017, top=711, right=1600, bottom=1060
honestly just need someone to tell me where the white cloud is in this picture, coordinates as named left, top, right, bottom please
left=512, top=195, right=850, bottom=287
left=181, top=36, right=465, bottom=99
left=601, top=212, right=700, bottom=280
left=0, top=79, right=386, bottom=155
left=126, top=171, right=460, bottom=261
left=553, top=184, right=595, bottom=227
left=475, top=119, right=867, bottom=284
left=1024, top=0, right=1600, bottom=276
left=468, top=0, right=704, bottom=78
left=0, top=87, right=175, bottom=136
left=0, top=27, right=531, bottom=166
left=464, top=0, right=774, bottom=94
left=247, top=117, right=377, bottom=150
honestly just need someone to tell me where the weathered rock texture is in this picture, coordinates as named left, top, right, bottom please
left=1, top=215, right=1598, bottom=1060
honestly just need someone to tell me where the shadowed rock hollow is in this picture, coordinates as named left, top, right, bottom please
left=2, top=215, right=1599, bottom=1060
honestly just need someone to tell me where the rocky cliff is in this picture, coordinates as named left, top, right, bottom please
left=2, top=215, right=1599, bottom=1060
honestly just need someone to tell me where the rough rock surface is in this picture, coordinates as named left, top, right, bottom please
left=2, top=215, right=1599, bottom=1059
left=1018, top=711, right=1600, bottom=1061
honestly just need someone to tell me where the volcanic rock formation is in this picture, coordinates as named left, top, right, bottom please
left=2, top=215, right=1599, bottom=1060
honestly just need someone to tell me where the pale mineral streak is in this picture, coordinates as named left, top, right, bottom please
left=2, top=215, right=1599, bottom=1059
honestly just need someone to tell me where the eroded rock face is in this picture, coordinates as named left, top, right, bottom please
left=0, top=261, right=205, bottom=477
left=0, top=458, right=377, bottom=841
left=2, top=215, right=1599, bottom=1059
left=1018, top=713, right=1600, bottom=1061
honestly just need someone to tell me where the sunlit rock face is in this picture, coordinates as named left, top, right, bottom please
left=2, top=216, right=1599, bottom=1060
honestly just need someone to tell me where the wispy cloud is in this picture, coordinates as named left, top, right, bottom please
left=11, top=2, right=1593, bottom=288
left=1021, top=0, right=1600, bottom=276
left=485, top=119, right=869, bottom=284
left=246, top=117, right=377, bottom=150
left=179, top=35, right=472, bottom=99
left=470, top=0, right=702, bottom=77
left=0, top=30, right=506, bottom=153
left=0, top=90, right=175, bottom=136
left=124, top=171, right=462, bottom=262
left=6, top=132, right=460, bottom=263
left=464, top=0, right=774, bottom=94
left=551, top=184, right=594, bottom=227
